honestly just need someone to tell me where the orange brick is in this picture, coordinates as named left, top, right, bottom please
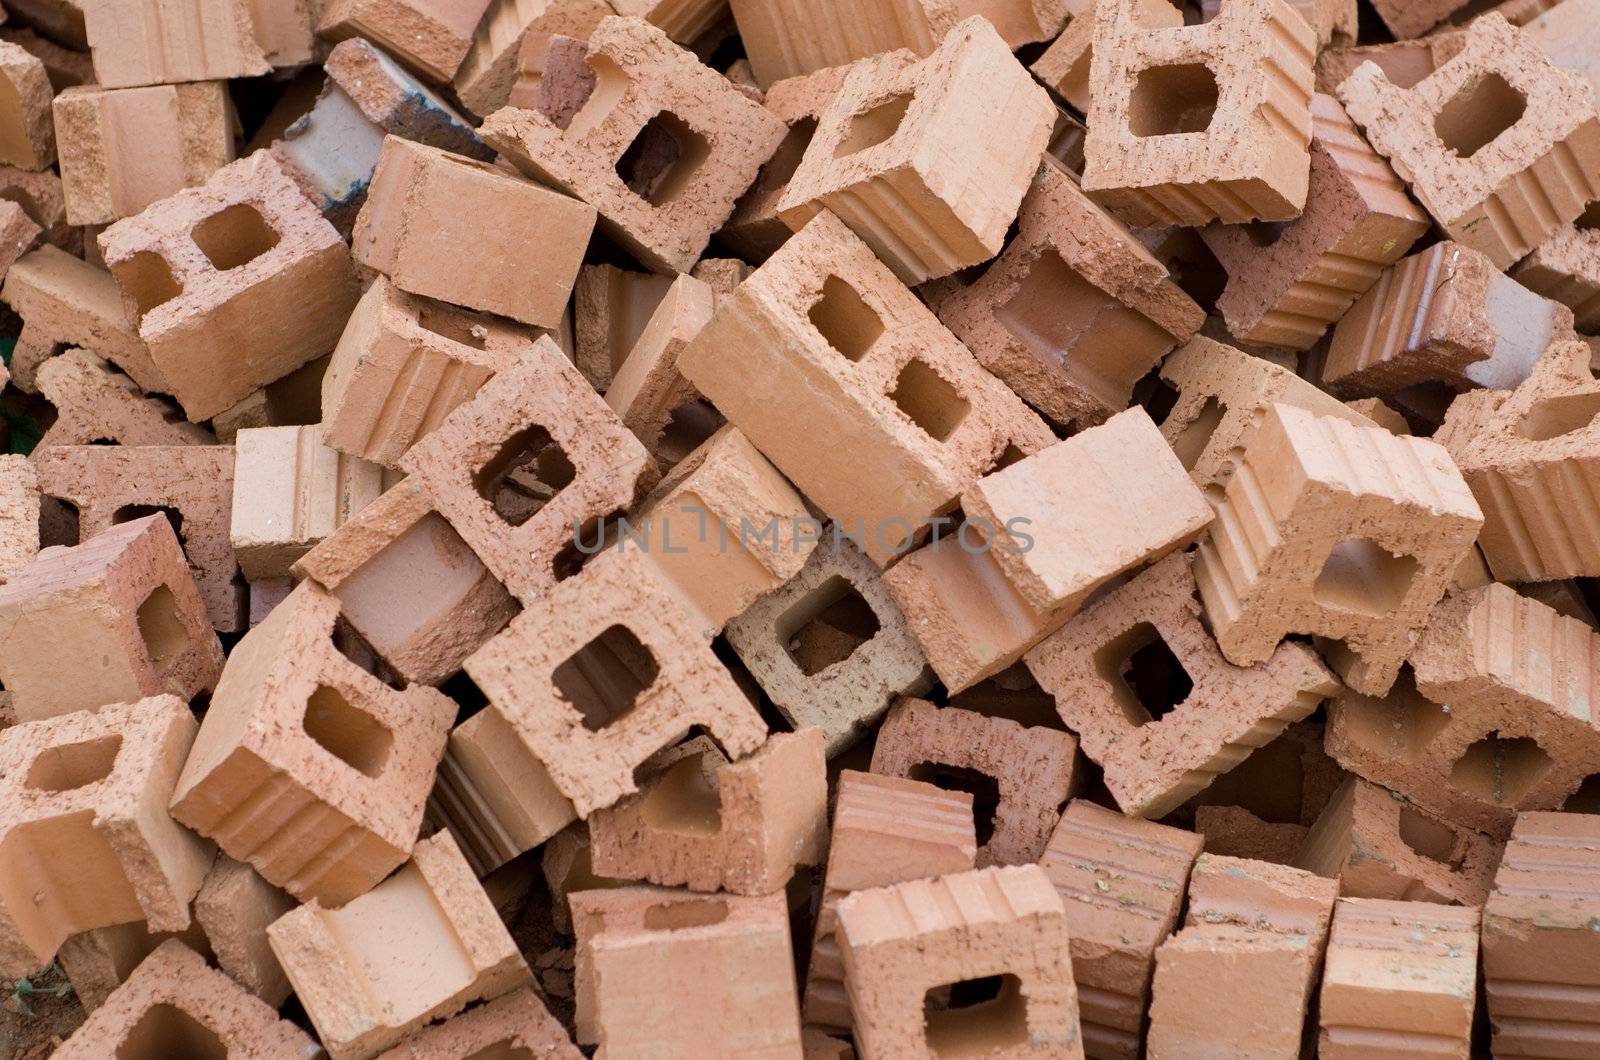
left=56, top=920, right=211, bottom=1013
left=82, top=0, right=269, bottom=87
left=192, top=854, right=296, bottom=1007
left=572, top=262, right=675, bottom=392
left=373, top=987, right=580, bottom=1059
left=453, top=0, right=611, bottom=117
left=1032, top=0, right=1185, bottom=115
left=317, top=0, right=494, bottom=82
left=727, top=0, right=954, bottom=87
left=34, top=349, right=214, bottom=452
left=0, top=39, right=53, bottom=171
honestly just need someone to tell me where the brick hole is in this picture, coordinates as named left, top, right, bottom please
left=891, top=359, right=970, bottom=442
left=640, top=752, right=722, bottom=835
left=113, top=505, right=187, bottom=553
left=1576, top=201, right=1600, bottom=231
left=136, top=583, right=188, bottom=674
left=908, top=761, right=1001, bottom=846
left=761, top=116, right=818, bottom=189
left=658, top=399, right=723, bottom=467
left=113, top=251, right=182, bottom=323
left=460, top=1042, right=534, bottom=1060
left=1094, top=623, right=1193, bottom=727
left=553, top=624, right=660, bottom=731
left=616, top=111, right=710, bottom=207
left=922, top=973, right=1029, bottom=1057
left=1435, top=72, right=1526, bottom=158
left=835, top=90, right=913, bottom=157
left=0, top=188, right=42, bottom=225
left=555, top=52, right=630, bottom=135
left=1129, top=63, right=1219, bottom=137
left=642, top=897, right=729, bottom=931
left=985, top=444, right=1028, bottom=475
left=1563, top=772, right=1600, bottom=812
left=1244, top=220, right=1290, bottom=247
left=191, top=203, right=281, bottom=271
left=473, top=425, right=577, bottom=527
left=25, top=734, right=121, bottom=792
left=1398, top=805, right=1464, bottom=870
left=1449, top=732, right=1552, bottom=805
left=553, top=509, right=622, bottom=582
left=416, top=304, right=488, bottom=350
left=1519, top=392, right=1600, bottom=441
left=303, top=684, right=393, bottom=778
left=117, top=1002, right=228, bottom=1060
left=1312, top=538, right=1420, bottom=616
left=808, top=274, right=883, bottom=362
left=1340, top=669, right=1451, bottom=760
left=1169, top=395, right=1226, bottom=470
left=777, top=574, right=881, bottom=677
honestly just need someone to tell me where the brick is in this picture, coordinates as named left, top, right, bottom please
left=192, top=854, right=296, bottom=1007
left=589, top=727, right=827, bottom=893
left=81, top=3, right=268, bottom=86
left=803, top=1028, right=854, bottom=1059
left=1324, top=241, right=1569, bottom=399
left=1039, top=800, right=1203, bottom=1060
left=293, top=478, right=520, bottom=686
left=0, top=26, right=94, bottom=90
left=1147, top=855, right=1338, bottom=1059
left=603, top=272, right=717, bottom=468
left=0, top=39, right=51, bottom=170
left=246, top=0, right=317, bottom=67
left=727, top=0, right=956, bottom=87
left=100, top=150, right=361, bottom=422
left=1342, top=14, right=1600, bottom=269
left=938, top=157, right=1205, bottom=431
left=53, top=940, right=318, bottom=1059
left=322, top=278, right=540, bottom=469
left=609, top=0, right=732, bottom=42
left=837, top=864, right=1084, bottom=1058
left=1187, top=718, right=1347, bottom=828
left=0, top=455, right=38, bottom=585
left=53, top=81, right=235, bottom=226
left=33, top=444, right=243, bottom=631
left=725, top=533, right=931, bottom=757
left=481, top=16, right=788, bottom=273
left=0, top=197, right=37, bottom=278
left=680, top=210, right=1055, bottom=567
left=1194, top=805, right=1308, bottom=865
left=1482, top=810, right=1600, bottom=1058
left=211, top=350, right=331, bottom=443
left=56, top=920, right=211, bottom=1013
left=1317, top=36, right=1465, bottom=95
left=272, top=37, right=493, bottom=234
left=170, top=580, right=455, bottom=904
left=572, top=262, right=675, bottom=392
left=34, top=349, right=215, bottom=453
left=1027, top=553, right=1339, bottom=819
left=1157, top=334, right=1378, bottom=489
left=354, top=136, right=595, bottom=330
left=1, top=243, right=163, bottom=395
left=453, top=0, right=611, bottom=117
left=0, top=696, right=212, bottom=976
left=268, top=830, right=531, bottom=1060
left=803, top=770, right=976, bottom=1033
left=572, top=886, right=802, bottom=1055
left=1329, top=584, right=1600, bottom=837
left=1193, top=402, right=1482, bottom=696
left=1317, top=898, right=1479, bottom=1060
left=373, top=987, right=581, bottom=1059
left=0, top=162, right=71, bottom=255
left=1032, top=0, right=1184, bottom=115
left=1515, top=218, right=1600, bottom=331
left=778, top=18, right=1053, bottom=284
left=400, top=338, right=657, bottom=604
left=543, top=822, right=626, bottom=932
left=1368, top=0, right=1474, bottom=39
left=885, top=408, right=1212, bottom=692
left=1295, top=775, right=1502, bottom=906
left=1082, top=0, right=1317, bottom=226
left=318, top=0, right=493, bottom=82
left=1521, top=0, right=1600, bottom=101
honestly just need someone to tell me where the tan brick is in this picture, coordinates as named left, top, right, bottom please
left=354, top=136, right=595, bottom=330
left=1193, top=403, right=1482, bottom=696
left=53, top=940, right=318, bottom=1059
left=0, top=455, right=39, bottom=585
left=245, top=0, right=317, bottom=66
left=453, top=0, right=611, bottom=117
left=777, top=18, right=1052, bottom=284
left=938, top=157, right=1204, bottom=430
left=837, top=864, right=1084, bottom=1058
left=373, top=987, right=581, bottom=1059
left=192, top=853, right=296, bottom=1007
left=293, top=478, right=520, bottom=686
left=481, top=16, right=788, bottom=273
left=170, top=580, right=455, bottom=904
left=1028, top=553, right=1339, bottom=819
left=34, top=349, right=215, bottom=453
left=1032, top=0, right=1183, bottom=115
left=542, top=822, right=626, bottom=932
left=1515, top=216, right=1600, bottom=332
left=268, top=830, right=531, bottom=1060
left=82, top=0, right=269, bottom=87
left=0, top=696, right=212, bottom=977
left=680, top=210, right=1055, bottom=567
left=1082, top=0, right=1316, bottom=226
left=1039, top=800, right=1203, bottom=1060
left=100, top=150, right=360, bottom=422
left=318, top=0, right=493, bottom=82
left=53, top=81, right=235, bottom=226
left=0, top=39, right=51, bottom=171
left=1295, top=775, right=1503, bottom=906
left=727, top=0, right=956, bottom=87
left=56, top=920, right=211, bottom=1013
left=400, top=338, right=658, bottom=605
left=603, top=272, right=718, bottom=469
left=1368, top=0, right=1474, bottom=38
left=0, top=25, right=94, bottom=90
left=572, top=262, right=675, bottom=392
left=885, top=408, right=1212, bottom=692
left=1318, top=898, right=1479, bottom=1060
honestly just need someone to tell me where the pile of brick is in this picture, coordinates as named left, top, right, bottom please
left=0, top=0, right=1598, bottom=1056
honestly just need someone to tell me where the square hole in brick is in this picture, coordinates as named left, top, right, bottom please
left=908, top=761, right=1001, bottom=846
left=1313, top=538, right=1420, bottom=616
left=1519, top=391, right=1600, bottom=440
left=113, top=505, right=186, bottom=552
left=922, top=973, right=1029, bottom=1057
left=1435, top=72, right=1526, bottom=158
left=1169, top=395, right=1225, bottom=471
left=119, top=1003, right=228, bottom=1060
left=473, top=425, right=577, bottom=527
left=1129, top=63, right=1220, bottom=137
left=136, top=583, right=189, bottom=674
left=191, top=203, right=281, bottom=271
left=112, top=251, right=183, bottom=323
left=1338, top=669, right=1450, bottom=761
left=1398, top=806, right=1465, bottom=870
left=891, top=359, right=970, bottom=442
left=1094, top=623, right=1194, bottom=727
left=553, top=624, right=661, bottom=731
left=25, top=734, right=122, bottom=792
left=809, top=274, right=883, bottom=362
left=640, top=752, right=722, bottom=835
left=616, top=111, right=710, bottom=207
left=836, top=91, right=913, bottom=157
left=777, top=575, right=881, bottom=677
left=303, top=685, right=393, bottom=778
left=1449, top=731, right=1552, bottom=806
left=643, top=897, right=729, bottom=931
